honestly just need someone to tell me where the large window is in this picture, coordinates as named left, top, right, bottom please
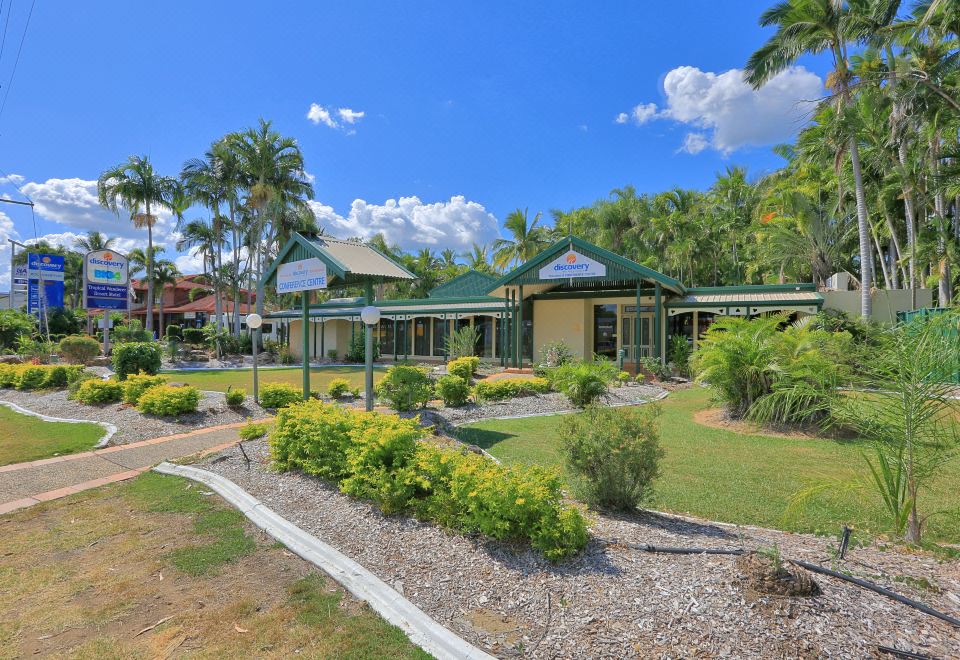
left=593, top=304, right=618, bottom=359
left=432, top=318, right=448, bottom=356
left=414, top=317, right=431, bottom=356
left=475, top=315, right=494, bottom=358
left=378, top=318, right=395, bottom=355
left=668, top=312, right=694, bottom=343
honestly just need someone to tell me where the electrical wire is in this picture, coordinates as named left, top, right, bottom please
left=0, top=0, right=37, bottom=122
left=0, top=1, right=10, bottom=67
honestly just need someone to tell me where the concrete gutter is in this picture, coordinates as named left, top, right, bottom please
left=153, top=461, right=496, bottom=660
left=0, top=400, right=117, bottom=448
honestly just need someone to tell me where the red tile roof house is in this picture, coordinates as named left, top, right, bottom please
left=128, top=274, right=257, bottom=337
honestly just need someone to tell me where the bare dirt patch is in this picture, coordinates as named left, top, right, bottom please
left=693, top=406, right=826, bottom=440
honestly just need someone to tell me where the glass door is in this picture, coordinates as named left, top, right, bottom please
left=621, top=314, right=653, bottom=361
left=593, top=305, right=618, bottom=359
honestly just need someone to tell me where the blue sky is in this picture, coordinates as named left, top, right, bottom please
left=0, top=1, right=831, bottom=284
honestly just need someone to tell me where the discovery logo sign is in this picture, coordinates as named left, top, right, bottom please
left=85, top=250, right=129, bottom=285
left=277, top=257, right=328, bottom=293
left=538, top=250, right=607, bottom=280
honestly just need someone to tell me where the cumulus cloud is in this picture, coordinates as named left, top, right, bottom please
left=307, top=196, right=501, bottom=253
left=307, top=103, right=365, bottom=131
left=20, top=177, right=176, bottom=241
left=0, top=211, right=19, bottom=290
left=617, top=65, right=822, bottom=154
left=24, top=231, right=142, bottom=256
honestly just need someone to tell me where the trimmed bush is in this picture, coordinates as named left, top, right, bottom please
left=375, top=365, right=433, bottom=411
left=122, top=372, right=168, bottom=405
left=269, top=400, right=588, bottom=561
left=182, top=328, right=205, bottom=345
left=14, top=366, right=49, bottom=391
left=112, top=341, right=162, bottom=380
left=225, top=386, right=246, bottom=406
left=447, top=356, right=480, bottom=381
left=473, top=377, right=551, bottom=401
left=58, top=335, right=100, bottom=365
left=0, top=363, right=84, bottom=390
left=559, top=405, right=663, bottom=511
left=67, top=371, right=99, bottom=399
left=41, top=365, right=84, bottom=389
left=165, top=324, right=183, bottom=340
left=74, top=379, right=124, bottom=404
left=327, top=378, right=351, bottom=399
left=238, top=421, right=268, bottom=441
left=259, top=382, right=302, bottom=409
left=551, top=361, right=617, bottom=407
left=137, top=385, right=201, bottom=416
left=436, top=374, right=471, bottom=407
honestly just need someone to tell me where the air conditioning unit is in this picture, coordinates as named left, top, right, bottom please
left=825, top=272, right=851, bottom=291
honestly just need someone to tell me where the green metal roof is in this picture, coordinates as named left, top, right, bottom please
left=260, top=232, right=416, bottom=289
left=428, top=270, right=498, bottom=299
left=266, top=295, right=505, bottom=320
left=487, top=236, right=685, bottom=294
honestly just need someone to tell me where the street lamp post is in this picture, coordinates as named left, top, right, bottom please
left=360, top=303, right=380, bottom=412
left=246, top=313, right=263, bottom=404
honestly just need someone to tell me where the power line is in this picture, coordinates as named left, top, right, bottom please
left=0, top=1, right=10, bottom=67
left=0, top=0, right=36, bottom=122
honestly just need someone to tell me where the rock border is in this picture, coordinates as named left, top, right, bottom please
left=153, top=461, right=496, bottom=660
left=0, top=400, right=117, bottom=448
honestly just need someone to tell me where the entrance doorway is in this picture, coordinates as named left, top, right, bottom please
left=621, top=313, right=653, bottom=362
left=593, top=304, right=618, bottom=359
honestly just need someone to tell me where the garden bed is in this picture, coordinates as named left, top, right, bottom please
left=423, top=383, right=668, bottom=428
left=0, top=389, right=270, bottom=445
left=199, top=440, right=960, bottom=658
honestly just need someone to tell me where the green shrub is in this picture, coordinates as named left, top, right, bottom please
left=668, top=335, right=692, bottom=377
left=0, top=363, right=84, bottom=390
left=238, top=421, right=268, bottom=441
left=638, top=357, right=671, bottom=381
left=269, top=400, right=588, bottom=561
left=559, top=405, right=664, bottom=511
left=15, top=366, right=49, bottom=391
left=436, top=374, right=471, bottom=407
left=473, top=377, right=551, bottom=401
left=112, top=341, right=162, bottom=380
left=137, top=385, right=201, bottom=416
left=122, top=372, right=168, bottom=405
left=74, top=379, right=124, bottom=404
left=165, top=324, right=183, bottom=340
left=617, top=370, right=631, bottom=385
left=326, top=349, right=338, bottom=360
left=538, top=340, right=575, bottom=368
left=66, top=371, right=99, bottom=399
left=111, top=320, right=151, bottom=343
left=375, top=365, right=433, bottom=411
left=444, top=325, right=479, bottom=360
left=225, top=386, right=246, bottom=406
left=182, top=327, right=205, bottom=345
left=551, top=361, right=616, bottom=407
left=447, top=356, right=480, bottom=381
left=58, top=335, right=100, bottom=365
left=327, top=378, right=351, bottom=399
left=42, top=364, right=84, bottom=389
left=346, top=329, right=380, bottom=363
left=260, top=382, right=302, bottom=409
left=0, top=364, right=17, bottom=388
left=0, top=309, right=36, bottom=351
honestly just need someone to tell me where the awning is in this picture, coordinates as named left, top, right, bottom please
left=666, top=288, right=823, bottom=316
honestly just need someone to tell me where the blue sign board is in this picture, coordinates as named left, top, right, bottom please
left=28, top=279, right=65, bottom=316
left=26, top=254, right=66, bottom=317
left=27, top=253, right=65, bottom=281
left=85, top=282, right=128, bottom=310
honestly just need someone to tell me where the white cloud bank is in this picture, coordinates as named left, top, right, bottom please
left=308, top=196, right=501, bottom=253
left=307, top=103, right=365, bottom=131
left=616, top=65, right=823, bottom=154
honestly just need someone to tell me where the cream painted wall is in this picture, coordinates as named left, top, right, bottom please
left=822, top=289, right=934, bottom=323
left=533, top=299, right=588, bottom=358
left=287, top=319, right=349, bottom=360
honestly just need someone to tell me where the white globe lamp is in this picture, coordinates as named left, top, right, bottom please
left=360, top=305, right=381, bottom=326
left=246, top=313, right=263, bottom=329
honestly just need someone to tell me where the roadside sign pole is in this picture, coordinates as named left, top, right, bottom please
left=302, top=290, right=310, bottom=400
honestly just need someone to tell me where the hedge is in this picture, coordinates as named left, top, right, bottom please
left=112, top=342, right=162, bottom=380
left=270, top=400, right=588, bottom=561
left=474, top=377, right=551, bottom=401
left=137, top=385, right=201, bottom=416
left=0, top=363, right=85, bottom=390
left=122, top=372, right=168, bottom=405
left=259, top=382, right=302, bottom=409
left=447, top=356, right=480, bottom=381
left=74, top=379, right=124, bottom=404
left=58, top=335, right=100, bottom=365
left=182, top=328, right=205, bottom=345
left=375, top=365, right=433, bottom=411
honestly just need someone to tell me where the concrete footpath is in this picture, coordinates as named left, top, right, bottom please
left=0, top=423, right=246, bottom=515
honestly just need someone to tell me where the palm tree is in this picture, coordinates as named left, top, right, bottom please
left=463, top=242, right=496, bottom=274
left=492, top=208, right=549, bottom=270
left=746, top=0, right=874, bottom=317
left=74, top=231, right=117, bottom=254
left=127, top=246, right=165, bottom=327
left=153, top=260, right=181, bottom=337
left=97, top=155, right=175, bottom=332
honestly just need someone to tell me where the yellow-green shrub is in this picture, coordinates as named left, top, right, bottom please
left=447, top=356, right=480, bottom=381
left=375, top=365, right=433, bottom=411
left=225, top=386, right=246, bottom=406
left=436, top=374, right=471, bottom=407
left=122, top=372, right=168, bottom=405
left=473, top=377, right=551, bottom=401
left=327, top=377, right=351, bottom=399
left=0, top=363, right=84, bottom=390
left=259, top=382, right=302, bottom=409
left=269, top=399, right=588, bottom=561
left=137, top=385, right=201, bottom=416
left=58, top=335, right=100, bottom=364
left=74, top=379, right=124, bottom=404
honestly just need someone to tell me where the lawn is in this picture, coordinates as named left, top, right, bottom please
left=161, top=365, right=385, bottom=394
left=455, top=387, right=960, bottom=545
left=0, top=405, right=105, bottom=466
left=0, top=471, right=429, bottom=659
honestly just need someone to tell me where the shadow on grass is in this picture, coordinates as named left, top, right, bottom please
left=452, top=426, right=518, bottom=451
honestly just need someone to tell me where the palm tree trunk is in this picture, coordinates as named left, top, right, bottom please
left=889, top=237, right=900, bottom=290
left=159, top=297, right=165, bottom=339
left=145, top=202, right=155, bottom=335
left=897, top=140, right=919, bottom=308
left=871, top=223, right=891, bottom=290
left=848, top=138, right=873, bottom=318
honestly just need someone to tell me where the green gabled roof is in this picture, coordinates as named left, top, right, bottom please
left=428, top=270, right=498, bottom=299
left=260, top=233, right=416, bottom=289
left=487, top=235, right=685, bottom=294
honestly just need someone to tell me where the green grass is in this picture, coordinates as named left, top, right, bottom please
left=455, top=387, right=960, bottom=544
left=160, top=365, right=384, bottom=394
left=0, top=405, right=105, bottom=466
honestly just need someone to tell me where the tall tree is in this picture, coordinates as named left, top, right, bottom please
left=492, top=208, right=549, bottom=270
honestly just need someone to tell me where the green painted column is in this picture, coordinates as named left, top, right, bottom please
left=442, top=313, right=448, bottom=361
left=517, top=286, right=524, bottom=367
left=654, top=282, right=662, bottom=363
left=301, top=290, right=310, bottom=400
left=320, top=319, right=325, bottom=358
left=313, top=321, right=317, bottom=359
left=364, top=281, right=374, bottom=412
left=404, top=317, right=409, bottom=361
left=392, top=316, right=398, bottom=361
left=636, top=283, right=642, bottom=368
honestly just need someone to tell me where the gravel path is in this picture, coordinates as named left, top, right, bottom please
left=201, top=440, right=960, bottom=659
left=0, top=389, right=269, bottom=446
left=424, top=384, right=667, bottom=428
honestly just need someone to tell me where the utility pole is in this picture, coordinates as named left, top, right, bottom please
left=1, top=198, right=35, bottom=310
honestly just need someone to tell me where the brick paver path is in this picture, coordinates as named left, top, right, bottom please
left=0, top=423, right=247, bottom=514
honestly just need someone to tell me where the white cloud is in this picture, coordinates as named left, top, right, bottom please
left=23, top=231, right=141, bottom=255
left=175, top=248, right=206, bottom=275
left=337, top=108, right=364, bottom=124
left=0, top=173, right=25, bottom=186
left=0, top=212, right=19, bottom=290
left=617, top=65, right=822, bottom=153
left=615, top=112, right=629, bottom=124
left=307, top=103, right=366, bottom=131
left=307, top=195, right=501, bottom=253
left=20, top=177, right=176, bottom=242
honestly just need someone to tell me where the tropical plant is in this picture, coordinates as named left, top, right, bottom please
left=551, top=360, right=617, bottom=407
left=435, top=374, right=471, bottom=407
left=111, top=341, right=162, bottom=380
left=492, top=208, right=550, bottom=270
left=444, top=325, right=480, bottom=360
